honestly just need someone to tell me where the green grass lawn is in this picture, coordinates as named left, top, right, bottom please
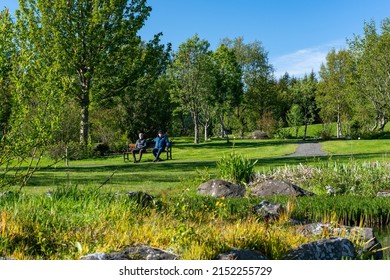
left=322, top=139, right=390, bottom=157
left=13, top=138, right=297, bottom=195
left=5, top=137, right=390, bottom=196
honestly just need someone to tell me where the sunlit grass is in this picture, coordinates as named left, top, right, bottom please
left=322, top=139, right=390, bottom=156
left=2, top=136, right=390, bottom=260
left=0, top=189, right=313, bottom=260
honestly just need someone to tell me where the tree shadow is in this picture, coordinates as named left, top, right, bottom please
left=18, top=151, right=389, bottom=189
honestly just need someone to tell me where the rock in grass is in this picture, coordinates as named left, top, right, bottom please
left=126, top=191, right=154, bottom=206
left=252, top=200, right=285, bottom=220
left=250, top=180, right=315, bottom=197
left=197, top=179, right=245, bottom=198
left=283, top=237, right=356, bottom=260
left=216, top=248, right=268, bottom=260
left=377, top=191, right=390, bottom=197
left=297, top=222, right=383, bottom=260
left=81, top=245, right=178, bottom=260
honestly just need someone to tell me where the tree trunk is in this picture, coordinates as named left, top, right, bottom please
left=219, top=116, right=229, bottom=143
left=80, top=102, right=89, bottom=146
left=193, top=112, right=199, bottom=144
left=379, top=115, right=387, bottom=132
left=219, top=115, right=225, bottom=138
left=239, top=116, right=246, bottom=138
left=336, top=107, right=342, bottom=139
left=78, top=67, right=91, bottom=147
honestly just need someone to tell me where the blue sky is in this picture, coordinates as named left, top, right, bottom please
left=2, top=0, right=390, bottom=77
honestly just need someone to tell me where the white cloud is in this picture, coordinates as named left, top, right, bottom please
left=271, top=40, right=346, bottom=78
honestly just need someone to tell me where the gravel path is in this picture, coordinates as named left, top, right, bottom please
left=286, top=142, right=327, bottom=157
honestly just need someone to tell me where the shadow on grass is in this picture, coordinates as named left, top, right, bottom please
left=15, top=152, right=390, bottom=189
left=178, top=139, right=299, bottom=150
left=24, top=160, right=217, bottom=188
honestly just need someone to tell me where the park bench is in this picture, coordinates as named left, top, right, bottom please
left=123, top=140, right=172, bottom=162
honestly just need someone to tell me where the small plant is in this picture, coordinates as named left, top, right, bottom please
left=217, top=152, right=258, bottom=184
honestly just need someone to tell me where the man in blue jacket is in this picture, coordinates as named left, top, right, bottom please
left=152, top=130, right=169, bottom=162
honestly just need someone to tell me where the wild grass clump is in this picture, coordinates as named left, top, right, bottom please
left=217, top=152, right=257, bottom=184
left=265, top=159, right=390, bottom=196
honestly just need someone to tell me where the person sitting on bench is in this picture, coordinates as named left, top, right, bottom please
left=152, top=130, right=169, bottom=162
left=132, top=132, right=147, bottom=163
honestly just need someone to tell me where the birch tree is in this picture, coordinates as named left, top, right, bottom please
left=348, top=19, right=390, bottom=131
left=169, top=34, right=215, bottom=144
left=317, top=49, right=353, bottom=138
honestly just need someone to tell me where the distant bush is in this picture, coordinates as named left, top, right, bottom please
left=47, top=141, right=94, bottom=160
left=361, top=131, right=390, bottom=140
left=47, top=141, right=67, bottom=160
left=251, top=130, right=268, bottom=139
left=94, top=143, right=110, bottom=156
left=316, top=123, right=334, bottom=140
left=273, top=128, right=292, bottom=139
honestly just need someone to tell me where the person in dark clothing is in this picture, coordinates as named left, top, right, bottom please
left=132, top=132, right=147, bottom=163
left=152, top=130, right=169, bottom=162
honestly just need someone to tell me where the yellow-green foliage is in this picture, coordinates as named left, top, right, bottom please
left=0, top=188, right=314, bottom=260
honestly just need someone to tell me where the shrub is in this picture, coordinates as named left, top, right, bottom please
left=94, top=143, right=110, bottom=156
left=47, top=141, right=94, bottom=160
left=274, top=128, right=292, bottom=139
left=46, top=141, right=67, bottom=160
left=252, top=130, right=268, bottom=139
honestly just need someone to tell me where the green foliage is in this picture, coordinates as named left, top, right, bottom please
left=290, top=72, right=318, bottom=140
left=348, top=18, right=390, bottom=132
left=220, top=37, right=275, bottom=138
left=0, top=47, right=65, bottom=189
left=114, top=45, right=172, bottom=142
left=286, top=104, right=303, bottom=138
left=213, top=44, right=243, bottom=139
left=46, top=141, right=97, bottom=161
left=168, top=34, right=216, bottom=144
left=217, top=152, right=257, bottom=184
left=15, top=0, right=166, bottom=146
left=317, top=49, right=354, bottom=139
left=0, top=9, right=14, bottom=137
